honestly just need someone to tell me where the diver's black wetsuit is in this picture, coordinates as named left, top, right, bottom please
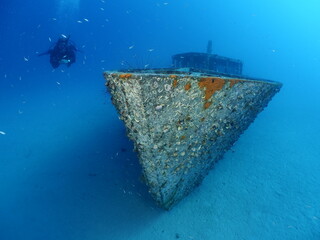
left=39, top=36, right=77, bottom=68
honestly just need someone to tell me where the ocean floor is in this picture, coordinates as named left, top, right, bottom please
left=0, top=70, right=319, bottom=240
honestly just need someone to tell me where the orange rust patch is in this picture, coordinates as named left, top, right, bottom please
left=229, top=79, right=240, bottom=88
left=173, top=79, right=178, bottom=88
left=170, top=75, right=177, bottom=78
left=184, top=82, right=191, bottom=91
left=198, top=77, right=225, bottom=100
left=180, top=135, right=186, bottom=140
left=204, top=101, right=212, bottom=109
left=119, top=73, right=133, bottom=79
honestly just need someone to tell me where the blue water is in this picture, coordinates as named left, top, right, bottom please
left=1, top=0, right=320, bottom=239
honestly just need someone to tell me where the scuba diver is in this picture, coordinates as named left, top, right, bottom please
left=39, top=35, right=78, bottom=68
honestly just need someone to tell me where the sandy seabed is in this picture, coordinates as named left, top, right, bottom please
left=0, top=71, right=319, bottom=240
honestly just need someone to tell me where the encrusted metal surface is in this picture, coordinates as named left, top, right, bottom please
left=104, top=71, right=282, bottom=209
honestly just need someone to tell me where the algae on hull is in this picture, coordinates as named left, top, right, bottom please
left=104, top=71, right=282, bottom=209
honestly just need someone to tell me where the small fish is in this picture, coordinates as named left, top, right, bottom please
left=128, top=45, right=134, bottom=49
left=100, top=7, right=105, bottom=11
left=52, top=18, right=57, bottom=21
left=48, top=37, right=52, bottom=42
left=23, top=57, right=29, bottom=62
left=0, top=131, right=6, bottom=135
left=83, top=18, right=89, bottom=22
left=77, top=20, right=83, bottom=23
left=56, top=81, right=61, bottom=85
left=148, top=48, right=154, bottom=52
left=61, top=34, right=67, bottom=38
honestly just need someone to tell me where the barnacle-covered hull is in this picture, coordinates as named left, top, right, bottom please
left=104, top=70, right=282, bottom=209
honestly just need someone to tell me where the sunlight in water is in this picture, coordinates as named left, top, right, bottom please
left=57, top=0, right=80, bottom=16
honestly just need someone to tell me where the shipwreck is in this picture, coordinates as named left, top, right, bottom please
left=104, top=42, right=282, bottom=209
